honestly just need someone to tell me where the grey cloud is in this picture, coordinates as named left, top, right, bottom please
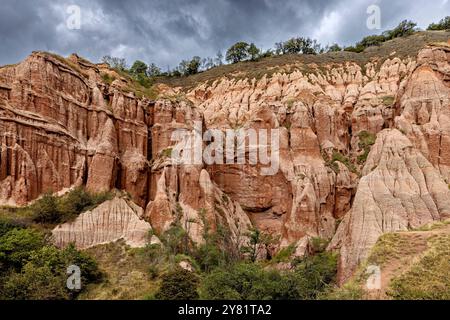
left=0, top=0, right=449, bottom=68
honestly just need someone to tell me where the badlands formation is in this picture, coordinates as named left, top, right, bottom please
left=1, top=32, right=450, bottom=282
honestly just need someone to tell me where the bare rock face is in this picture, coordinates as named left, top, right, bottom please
left=0, top=52, right=151, bottom=207
left=330, top=129, right=450, bottom=281
left=52, top=197, right=157, bottom=249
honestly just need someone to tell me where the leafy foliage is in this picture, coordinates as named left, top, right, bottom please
left=200, top=251, right=337, bottom=300
left=275, top=37, right=321, bottom=55
left=101, top=55, right=127, bottom=71
left=428, top=16, right=450, bottom=31
left=0, top=228, right=101, bottom=300
left=32, top=187, right=113, bottom=224
left=155, top=267, right=200, bottom=300
left=226, top=42, right=251, bottom=63
left=357, top=131, right=377, bottom=164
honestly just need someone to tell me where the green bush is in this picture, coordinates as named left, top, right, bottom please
left=293, top=252, right=338, bottom=299
left=0, top=228, right=45, bottom=271
left=2, top=263, right=69, bottom=300
left=155, top=267, right=200, bottom=300
left=0, top=227, right=101, bottom=300
left=428, top=16, right=450, bottom=31
left=32, top=187, right=112, bottom=224
left=357, top=131, right=377, bottom=165
left=31, top=193, right=60, bottom=224
left=200, top=253, right=337, bottom=300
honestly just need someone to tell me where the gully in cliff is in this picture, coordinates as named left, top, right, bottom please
left=170, top=121, right=280, bottom=176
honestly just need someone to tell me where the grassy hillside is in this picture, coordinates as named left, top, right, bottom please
left=326, top=220, right=450, bottom=300
left=156, top=31, right=450, bottom=89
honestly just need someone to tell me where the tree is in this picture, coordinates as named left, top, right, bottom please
left=147, top=63, right=162, bottom=77
left=201, top=57, right=215, bottom=71
left=178, top=56, right=202, bottom=76
left=129, top=60, right=148, bottom=76
left=215, top=51, right=224, bottom=66
left=357, top=34, right=386, bottom=48
left=248, top=43, right=261, bottom=61
left=2, top=263, right=69, bottom=300
left=383, top=20, right=417, bottom=40
left=101, top=55, right=127, bottom=71
left=0, top=229, right=45, bottom=271
left=32, top=193, right=61, bottom=224
left=428, top=16, right=450, bottom=30
left=155, top=267, right=199, bottom=300
left=241, top=228, right=274, bottom=262
left=226, top=42, right=250, bottom=63
left=327, top=43, right=342, bottom=52
left=260, top=49, right=274, bottom=58
left=275, top=37, right=321, bottom=55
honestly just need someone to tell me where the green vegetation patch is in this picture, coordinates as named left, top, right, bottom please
left=357, top=131, right=377, bottom=165
left=387, top=234, right=450, bottom=300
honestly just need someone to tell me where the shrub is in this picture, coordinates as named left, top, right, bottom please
left=293, top=252, right=338, bottom=299
left=59, top=187, right=112, bottom=219
left=344, top=45, right=365, bottom=53
left=328, top=151, right=357, bottom=173
left=0, top=228, right=101, bottom=300
left=0, top=228, right=45, bottom=271
left=327, top=44, right=342, bottom=52
left=155, top=267, right=200, bottom=300
left=272, top=244, right=296, bottom=263
left=427, top=16, right=450, bottom=31
left=200, top=253, right=338, bottom=300
left=32, top=187, right=113, bottom=224
left=383, top=20, right=417, bottom=40
left=2, top=263, right=69, bottom=300
left=357, top=131, right=376, bottom=165
left=32, top=193, right=60, bottom=224
left=357, top=34, right=387, bottom=48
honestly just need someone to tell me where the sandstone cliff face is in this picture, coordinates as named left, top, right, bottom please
left=1, top=35, right=450, bottom=281
left=52, top=196, right=158, bottom=249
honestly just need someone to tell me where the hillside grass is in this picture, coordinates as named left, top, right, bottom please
left=155, top=31, right=450, bottom=89
left=79, top=241, right=160, bottom=300
left=387, top=234, right=450, bottom=299
left=326, top=219, right=450, bottom=300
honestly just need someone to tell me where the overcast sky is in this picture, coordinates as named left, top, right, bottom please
left=0, top=0, right=449, bottom=69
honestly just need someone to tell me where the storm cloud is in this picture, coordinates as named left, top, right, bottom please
left=0, top=0, right=449, bottom=68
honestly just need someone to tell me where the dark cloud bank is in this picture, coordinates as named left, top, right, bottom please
left=0, top=0, right=449, bottom=68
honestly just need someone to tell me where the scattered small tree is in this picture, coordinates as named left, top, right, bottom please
left=241, top=228, right=274, bottom=262
left=101, top=55, right=127, bottom=71
left=248, top=43, right=261, bottom=61
left=215, top=51, right=224, bottom=66
left=383, top=20, right=417, bottom=40
left=129, top=60, right=148, bottom=76
left=226, top=42, right=250, bottom=63
left=147, top=63, right=162, bottom=77
left=327, top=43, right=342, bottom=52
left=155, top=267, right=199, bottom=300
left=428, top=16, right=450, bottom=31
